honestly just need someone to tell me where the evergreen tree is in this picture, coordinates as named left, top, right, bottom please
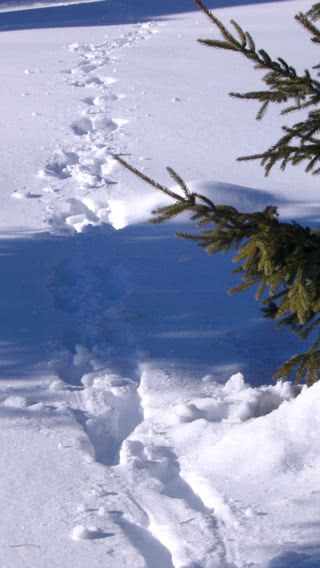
left=115, top=1, right=320, bottom=385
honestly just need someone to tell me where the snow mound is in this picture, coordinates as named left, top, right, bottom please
left=116, top=366, right=320, bottom=567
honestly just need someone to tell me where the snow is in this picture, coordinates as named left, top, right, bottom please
left=0, top=1, right=320, bottom=567
left=0, top=1, right=105, bottom=12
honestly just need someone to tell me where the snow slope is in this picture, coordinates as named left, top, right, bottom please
left=1, top=1, right=320, bottom=567
left=0, top=0, right=105, bottom=12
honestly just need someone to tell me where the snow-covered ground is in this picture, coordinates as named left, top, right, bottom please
left=0, top=0, right=105, bottom=12
left=1, top=1, right=320, bottom=567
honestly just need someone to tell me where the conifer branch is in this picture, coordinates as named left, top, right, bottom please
left=113, top=155, right=186, bottom=202
left=114, top=157, right=320, bottom=385
left=274, top=339, right=320, bottom=384
left=193, top=0, right=320, bottom=175
left=296, top=11, right=320, bottom=43
left=307, top=3, right=320, bottom=21
left=115, top=2, right=320, bottom=384
left=296, top=4, right=320, bottom=43
left=238, top=112, right=320, bottom=174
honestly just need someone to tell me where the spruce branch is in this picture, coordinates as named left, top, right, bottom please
left=296, top=3, right=320, bottom=43
left=307, top=3, right=320, bottom=21
left=274, top=339, right=320, bottom=383
left=114, top=157, right=320, bottom=382
left=113, top=154, right=186, bottom=202
left=193, top=0, right=320, bottom=175
left=115, top=2, right=320, bottom=384
left=193, top=0, right=320, bottom=105
left=238, top=112, right=320, bottom=175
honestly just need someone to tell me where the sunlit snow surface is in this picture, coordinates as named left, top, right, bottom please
left=0, top=0, right=105, bottom=11
left=0, top=1, right=319, bottom=567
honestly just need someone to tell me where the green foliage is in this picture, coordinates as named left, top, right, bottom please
left=194, top=0, right=320, bottom=175
left=296, top=4, right=320, bottom=44
left=115, top=1, right=320, bottom=385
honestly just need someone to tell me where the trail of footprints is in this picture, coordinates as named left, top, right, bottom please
left=14, top=22, right=160, bottom=231
left=9, top=19, right=241, bottom=568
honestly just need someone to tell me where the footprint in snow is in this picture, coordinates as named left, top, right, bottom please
left=70, top=525, right=114, bottom=540
left=71, top=117, right=93, bottom=136
left=81, top=96, right=95, bottom=106
left=41, top=150, right=79, bottom=180
left=11, top=190, right=42, bottom=199
left=77, top=63, right=98, bottom=74
left=93, top=116, right=119, bottom=133
left=71, top=116, right=121, bottom=137
left=71, top=76, right=103, bottom=88
left=93, top=93, right=119, bottom=106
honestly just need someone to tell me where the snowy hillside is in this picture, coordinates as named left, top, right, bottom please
left=0, top=0, right=96, bottom=11
left=0, top=1, right=320, bottom=567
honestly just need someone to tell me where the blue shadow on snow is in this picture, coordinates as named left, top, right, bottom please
left=0, top=222, right=304, bottom=386
left=0, top=0, right=290, bottom=32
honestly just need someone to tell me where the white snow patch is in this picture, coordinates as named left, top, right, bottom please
left=70, top=525, right=101, bottom=541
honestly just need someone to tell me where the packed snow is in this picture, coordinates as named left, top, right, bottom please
left=0, top=1, right=320, bottom=567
